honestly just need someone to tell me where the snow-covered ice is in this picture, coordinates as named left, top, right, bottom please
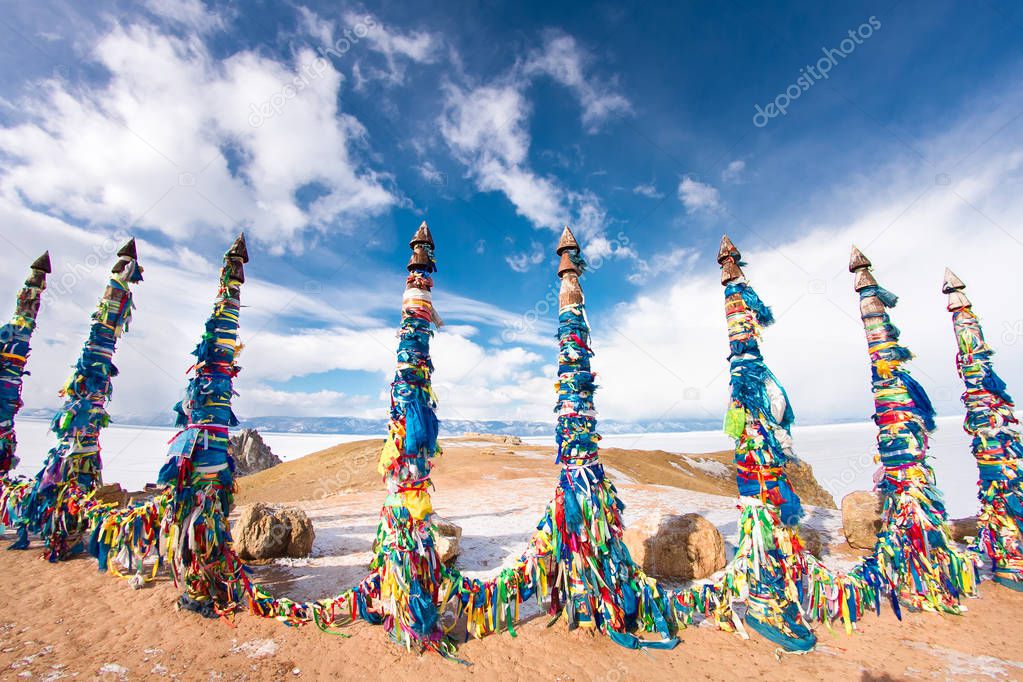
left=7, top=414, right=985, bottom=517
left=6, top=418, right=375, bottom=491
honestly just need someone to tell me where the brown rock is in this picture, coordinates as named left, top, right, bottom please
left=949, top=516, right=979, bottom=543
left=623, top=513, right=725, bottom=580
left=461, top=433, right=524, bottom=445
left=786, top=458, right=837, bottom=508
left=433, top=515, right=462, bottom=564
left=841, top=491, right=883, bottom=550
left=234, top=502, right=315, bottom=560
left=231, top=429, right=283, bottom=477
left=94, top=483, right=128, bottom=507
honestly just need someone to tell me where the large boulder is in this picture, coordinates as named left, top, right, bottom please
left=623, top=513, right=725, bottom=580
left=234, top=502, right=315, bottom=560
left=841, top=491, right=883, bottom=550
left=231, top=429, right=282, bottom=476
left=432, top=515, right=462, bottom=564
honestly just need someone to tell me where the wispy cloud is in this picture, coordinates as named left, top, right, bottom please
left=505, top=241, right=546, bottom=272
left=0, top=21, right=394, bottom=252
left=721, top=159, right=746, bottom=183
left=522, top=31, right=632, bottom=132
left=677, top=175, right=722, bottom=213
left=632, top=182, right=664, bottom=199
left=627, top=246, right=697, bottom=284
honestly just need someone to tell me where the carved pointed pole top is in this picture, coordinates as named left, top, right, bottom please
left=942, top=268, right=965, bottom=294
left=850, top=245, right=880, bottom=293
left=407, top=222, right=436, bottom=272
left=111, top=236, right=143, bottom=280
left=30, top=251, right=52, bottom=274
left=117, top=237, right=138, bottom=260
left=558, top=227, right=584, bottom=307
left=556, top=226, right=579, bottom=255
left=409, top=220, right=434, bottom=249
left=943, top=268, right=971, bottom=311
left=718, top=234, right=745, bottom=285
left=717, top=234, right=740, bottom=264
left=850, top=246, right=887, bottom=316
left=227, top=233, right=249, bottom=263
left=25, top=251, right=51, bottom=288
left=848, top=245, right=871, bottom=272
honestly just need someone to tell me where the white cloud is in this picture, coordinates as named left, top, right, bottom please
left=416, top=161, right=445, bottom=185
left=144, top=0, right=226, bottom=34
left=346, top=11, right=439, bottom=67
left=302, top=9, right=441, bottom=88
left=523, top=32, right=631, bottom=132
left=627, top=247, right=698, bottom=285
left=0, top=198, right=556, bottom=423
left=437, top=31, right=630, bottom=243
left=633, top=183, right=664, bottom=199
left=505, top=241, right=546, bottom=272
left=439, top=83, right=568, bottom=228
left=0, top=21, right=394, bottom=253
left=237, top=385, right=373, bottom=418
left=593, top=93, right=1023, bottom=425
left=238, top=317, right=552, bottom=421
left=677, top=176, right=722, bottom=213
left=721, top=159, right=746, bottom=183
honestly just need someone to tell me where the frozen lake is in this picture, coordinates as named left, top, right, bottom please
left=7, top=418, right=374, bottom=491
left=6, top=415, right=985, bottom=518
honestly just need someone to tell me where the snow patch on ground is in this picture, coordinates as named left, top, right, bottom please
left=907, top=641, right=1023, bottom=679
left=229, top=639, right=278, bottom=659
left=681, top=455, right=730, bottom=477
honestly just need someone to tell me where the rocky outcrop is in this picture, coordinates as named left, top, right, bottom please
left=234, top=502, right=315, bottom=560
left=231, top=429, right=282, bottom=476
left=841, top=491, right=883, bottom=549
left=623, top=513, right=725, bottom=580
left=786, top=457, right=837, bottom=508
left=432, top=515, right=462, bottom=564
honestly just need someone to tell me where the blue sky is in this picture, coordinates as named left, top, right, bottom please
left=1, top=0, right=1022, bottom=427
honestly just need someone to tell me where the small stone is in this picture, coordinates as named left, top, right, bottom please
left=432, top=516, right=462, bottom=564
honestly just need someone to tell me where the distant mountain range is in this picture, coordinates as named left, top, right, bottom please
left=19, top=408, right=723, bottom=436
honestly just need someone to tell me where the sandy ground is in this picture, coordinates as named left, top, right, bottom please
left=2, top=438, right=1022, bottom=681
